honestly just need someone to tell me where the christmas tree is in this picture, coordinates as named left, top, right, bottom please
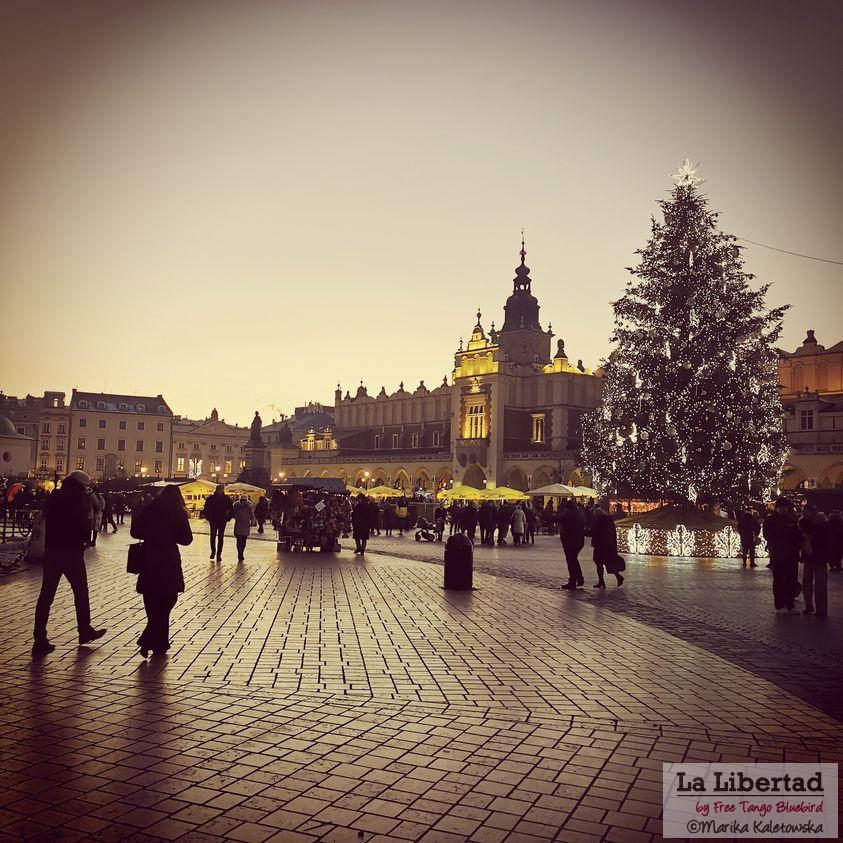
left=582, top=161, right=788, bottom=510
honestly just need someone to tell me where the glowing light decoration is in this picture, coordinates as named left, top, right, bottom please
left=618, top=525, right=769, bottom=559
left=667, top=524, right=694, bottom=557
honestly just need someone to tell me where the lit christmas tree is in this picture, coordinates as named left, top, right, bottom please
left=582, top=161, right=788, bottom=510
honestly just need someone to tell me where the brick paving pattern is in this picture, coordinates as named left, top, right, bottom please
left=0, top=527, right=841, bottom=841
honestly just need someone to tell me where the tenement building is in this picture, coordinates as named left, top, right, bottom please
left=778, top=330, right=843, bottom=490
left=265, top=242, right=602, bottom=491
left=170, top=408, right=249, bottom=482
left=0, top=390, right=70, bottom=481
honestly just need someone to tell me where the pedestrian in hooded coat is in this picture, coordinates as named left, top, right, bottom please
left=203, top=485, right=234, bottom=561
left=559, top=499, right=585, bottom=589
left=763, top=498, right=802, bottom=612
left=33, top=471, right=107, bottom=654
left=591, top=507, right=624, bottom=588
left=254, top=495, right=269, bottom=534
left=352, top=495, right=370, bottom=554
left=232, top=495, right=254, bottom=562
left=131, top=485, right=192, bottom=657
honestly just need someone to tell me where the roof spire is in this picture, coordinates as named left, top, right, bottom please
left=520, top=228, right=526, bottom=264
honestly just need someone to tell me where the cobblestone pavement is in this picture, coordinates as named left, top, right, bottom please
left=1, top=530, right=841, bottom=842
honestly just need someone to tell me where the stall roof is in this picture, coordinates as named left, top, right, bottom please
left=275, top=478, right=347, bottom=492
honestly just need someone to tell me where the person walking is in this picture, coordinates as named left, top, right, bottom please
left=396, top=497, right=409, bottom=536
left=828, top=510, right=843, bottom=572
left=130, top=484, right=192, bottom=657
left=114, top=494, right=126, bottom=525
left=477, top=501, right=492, bottom=546
left=525, top=505, right=537, bottom=545
left=433, top=504, right=446, bottom=541
left=591, top=507, right=624, bottom=588
left=100, top=490, right=118, bottom=533
left=559, top=499, right=585, bottom=590
left=802, top=511, right=829, bottom=617
left=254, top=495, right=269, bottom=534
left=763, top=497, right=802, bottom=613
left=88, top=485, right=104, bottom=547
left=462, top=503, right=479, bottom=544
left=383, top=500, right=396, bottom=536
left=510, top=504, right=526, bottom=547
left=33, top=471, right=107, bottom=655
left=496, top=504, right=510, bottom=545
left=352, top=494, right=370, bottom=554
left=203, top=484, right=233, bottom=561
left=232, top=495, right=254, bottom=562
left=736, top=509, right=759, bottom=568
left=367, top=497, right=381, bottom=537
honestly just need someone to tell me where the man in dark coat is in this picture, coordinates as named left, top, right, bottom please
left=203, top=484, right=233, bottom=562
left=496, top=504, right=511, bottom=544
left=352, top=495, right=370, bottom=554
left=762, top=498, right=802, bottom=612
left=254, top=495, right=269, bottom=534
left=33, top=471, right=107, bottom=654
left=368, top=498, right=381, bottom=536
left=736, top=510, right=760, bottom=568
left=477, top=501, right=492, bottom=545
left=591, top=507, right=624, bottom=588
left=461, top=503, right=479, bottom=544
left=559, top=499, right=585, bottom=589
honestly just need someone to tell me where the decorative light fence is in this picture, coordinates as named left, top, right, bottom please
left=617, top=523, right=769, bottom=559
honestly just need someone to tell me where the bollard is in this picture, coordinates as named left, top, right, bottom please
left=444, top=532, right=473, bottom=590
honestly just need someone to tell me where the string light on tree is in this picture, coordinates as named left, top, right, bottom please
left=582, top=160, right=788, bottom=509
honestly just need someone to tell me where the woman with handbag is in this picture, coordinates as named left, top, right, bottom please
left=130, top=485, right=192, bottom=657
left=591, top=506, right=624, bottom=588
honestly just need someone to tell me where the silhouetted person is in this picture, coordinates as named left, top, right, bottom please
left=397, top=497, right=409, bottom=536
left=559, top=499, right=585, bottom=590
left=130, top=484, right=192, bottom=657
left=477, top=501, right=492, bottom=545
left=88, top=485, right=104, bottom=547
left=525, top=506, right=537, bottom=544
left=763, top=498, right=801, bottom=612
left=829, top=510, right=843, bottom=572
left=114, top=494, right=126, bottom=525
left=802, top=510, right=829, bottom=617
left=591, top=507, right=624, bottom=588
left=510, top=505, right=526, bottom=546
left=100, top=490, right=118, bottom=533
left=254, top=495, right=269, bottom=534
left=33, top=471, right=106, bottom=654
left=352, top=494, right=370, bottom=554
left=736, top=510, right=759, bottom=568
left=232, top=495, right=253, bottom=562
left=461, top=503, right=478, bottom=543
left=367, top=497, right=381, bottom=536
left=203, top=484, right=233, bottom=561
left=496, top=504, right=511, bottom=545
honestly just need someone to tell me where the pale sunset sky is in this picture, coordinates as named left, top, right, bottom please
left=1, top=0, right=841, bottom=425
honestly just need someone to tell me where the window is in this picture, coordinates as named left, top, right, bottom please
left=224, top=460, right=232, bottom=475
left=56, top=458, right=64, bottom=473
left=118, top=439, right=125, bottom=452
left=225, top=445, right=232, bottom=452
left=137, top=404, right=146, bottom=413
left=77, top=437, right=86, bottom=450
left=177, top=456, right=185, bottom=472
left=178, top=442, right=185, bottom=450
left=16, top=427, right=24, bottom=436
left=800, top=410, right=814, bottom=431
left=433, top=431, right=441, bottom=447
left=135, top=459, right=143, bottom=472
left=41, top=438, right=49, bottom=450
left=374, top=434, right=381, bottom=449
left=155, top=460, right=163, bottom=474
left=76, top=457, right=85, bottom=470
left=239, top=460, right=246, bottom=470
left=137, top=421, right=145, bottom=430
left=157, top=422, right=164, bottom=431
left=157, top=405, right=165, bottom=414
left=119, top=403, right=128, bottom=411
left=392, top=433, right=399, bottom=448
left=465, top=404, right=486, bottom=439
left=532, top=414, right=546, bottom=444
left=39, top=457, right=48, bottom=471
left=136, top=440, right=144, bottom=451
left=210, top=444, right=217, bottom=452
left=193, top=443, right=200, bottom=451
left=79, top=401, right=89, bottom=409
left=97, top=438, right=105, bottom=450
left=119, top=420, right=126, bottom=430
left=98, top=419, right=106, bottom=428
left=58, top=423, right=66, bottom=434
left=411, top=433, right=420, bottom=448
left=96, top=401, right=105, bottom=410
left=41, top=423, right=50, bottom=433
left=116, top=458, right=124, bottom=471
left=96, top=458, right=104, bottom=472
left=57, top=439, right=65, bottom=451
left=79, top=418, right=87, bottom=428
left=155, top=441, right=163, bottom=453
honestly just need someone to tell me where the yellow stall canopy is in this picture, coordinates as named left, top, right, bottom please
left=225, top=482, right=266, bottom=504
left=436, top=486, right=485, bottom=502
left=483, top=486, right=530, bottom=502
left=178, top=479, right=218, bottom=515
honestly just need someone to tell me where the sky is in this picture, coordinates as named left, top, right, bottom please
left=1, top=0, right=841, bottom=426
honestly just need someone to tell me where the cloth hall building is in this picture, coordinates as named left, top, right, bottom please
left=265, top=243, right=603, bottom=492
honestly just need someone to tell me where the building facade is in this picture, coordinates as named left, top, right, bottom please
left=66, top=391, right=174, bottom=482
left=0, top=391, right=70, bottom=480
left=170, top=408, right=249, bottom=482
left=265, top=242, right=603, bottom=491
left=778, top=330, right=843, bottom=490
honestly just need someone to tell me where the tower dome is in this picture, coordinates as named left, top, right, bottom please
left=501, top=236, right=542, bottom=333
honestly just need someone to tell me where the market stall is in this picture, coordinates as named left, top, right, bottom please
left=272, top=478, right=350, bottom=553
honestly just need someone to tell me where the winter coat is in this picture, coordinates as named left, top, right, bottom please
left=762, top=512, right=801, bottom=564
left=736, top=512, right=760, bottom=542
left=559, top=506, right=586, bottom=550
left=510, top=508, right=526, bottom=535
left=461, top=506, right=479, bottom=531
left=591, top=512, right=618, bottom=565
left=352, top=501, right=370, bottom=539
left=254, top=497, right=269, bottom=521
left=203, top=491, right=234, bottom=527
left=88, top=491, right=104, bottom=530
left=232, top=500, right=254, bottom=537
left=130, top=501, right=192, bottom=595
left=45, top=481, right=92, bottom=553
left=477, top=502, right=493, bottom=528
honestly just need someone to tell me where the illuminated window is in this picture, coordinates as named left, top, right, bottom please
left=76, top=457, right=85, bottom=470
left=800, top=410, right=814, bottom=431
left=77, top=437, right=86, bottom=450
left=465, top=404, right=486, bottom=439
left=96, top=458, right=104, bottom=472
left=39, top=457, right=48, bottom=471
left=532, top=414, right=545, bottom=444
left=239, top=460, right=246, bottom=470
left=116, top=458, right=124, bottom=471
left=155, top=460, right=163, bottom=474
left=177, top=456, right=185, bottom=472
left=224, top=461, right=232, bottom=474
left=135, top=459, right=143, bottom=471
left=56, top=458, right=64, bottom=473
left=137, top=404, right=145, bottom=413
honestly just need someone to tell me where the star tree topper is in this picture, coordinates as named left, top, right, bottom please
left=671, top=158, right=705, bottom=188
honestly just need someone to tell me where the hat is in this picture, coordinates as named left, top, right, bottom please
left=65, top=470, right=90, bottom=486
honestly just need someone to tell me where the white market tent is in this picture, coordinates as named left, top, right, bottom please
left=568, top=485, right=600, bottom=499
left=528, top=483, right=578, bottom=498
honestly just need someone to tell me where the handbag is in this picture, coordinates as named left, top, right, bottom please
left=127, top=541, right=146, bottom=574
left=606, top=554, right=626, bottom=573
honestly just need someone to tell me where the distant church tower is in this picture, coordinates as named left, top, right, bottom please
left=498, top=235, right=553, bottom=364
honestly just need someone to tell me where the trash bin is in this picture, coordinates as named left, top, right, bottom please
left=444, top=533, right=473, bottom=590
